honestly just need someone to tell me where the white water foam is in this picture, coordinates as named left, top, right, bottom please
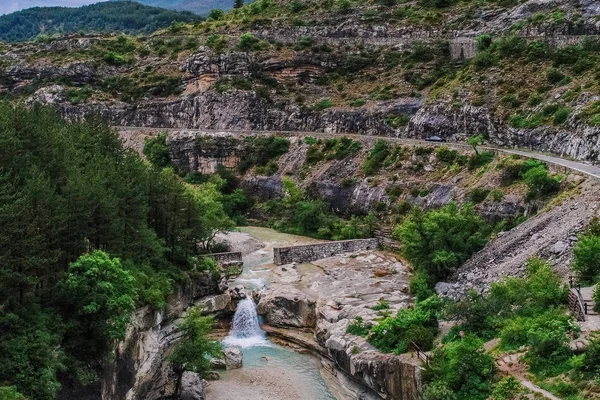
left=222, top=297, right=270, bottom=348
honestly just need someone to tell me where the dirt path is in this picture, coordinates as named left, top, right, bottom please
left=495, top=353, right=561, bottom=400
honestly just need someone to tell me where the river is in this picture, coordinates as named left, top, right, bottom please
left=205, top=227, right=337, bottom=400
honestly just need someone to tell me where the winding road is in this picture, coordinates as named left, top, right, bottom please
left=116, top=126, right=600, bottom=180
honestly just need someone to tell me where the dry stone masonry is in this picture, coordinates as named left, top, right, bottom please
left=273, top=238, right=379, bottom=265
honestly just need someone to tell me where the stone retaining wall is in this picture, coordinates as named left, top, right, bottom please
left=273, top=238, right=379, bottom=265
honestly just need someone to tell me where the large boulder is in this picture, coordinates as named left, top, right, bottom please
left=178, top=372, right=206, bottom=400
left=198, top=293, right=233, bottom=315
left=224, top=347, right=243, bottom=370
left=257, top=286, right=316, bottom=328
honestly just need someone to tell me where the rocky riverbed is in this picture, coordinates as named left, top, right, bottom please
left=215, top=227, right=423, bottom=400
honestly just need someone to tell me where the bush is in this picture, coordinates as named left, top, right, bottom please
left=522, top=165, right=560, bottom=199
left=491, top=377, right=521, bottom=400
left=237, top=33, right=266, bottom=51
left=423, top=335, right=495, bottom=400
left=207, top=8, right=225, bottom=20
left=143, top=132, right=171, bottom=168
left=468, top=151, right=494, bottom=170
left=469, top=188, right=490, bottom=203
left=314, top=99, right=333, bottom=110
left=524, top=320, right=572, bottom=377
left=363, top=139, right=390, bottom=176
left=169, top=306, right=222, bottom=377
left=410, top=271, right=435, bottom=301
left=347, top=316, right=370, bottom=336
left=394, top=203, right=491, bottom=280
left=435, top=146, right=458, bottom=164
left=573, top=234, right=600, bottom=283
left=476, top=34, right=492, bottom=51
left=491, top=189, right=504, bottom=201
left=205, top=34, right=227, bottom=52
left=580, top=337, right=600, bottom=374
left=237, top=136, right=290, bottom=173
left=553, top=107, right=571, bottom=125
left=369, top=296, right=440, bottom=354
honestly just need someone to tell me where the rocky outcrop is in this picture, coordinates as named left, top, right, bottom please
left=101, top=270, right=232, bottom=400
left=256, top=251, right=421, bottom=400
left=58, top=93, right=394, bottom=136
left=178, top=372, right=206, bottom=400
left=407, top=102, right=600, bottom=162
left=257, top=286, right=317, bottom=329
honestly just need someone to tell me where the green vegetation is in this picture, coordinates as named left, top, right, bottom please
left=423, top=335, right=495, bottom=400
left=363, top=139, right=390, bottom=176
left=0, top=103, right=233, bottom=398
left=305, top=137, right=362, bottom=164
left=573, top=218, right=600, bottom=283
left=143, top=132, right=172, bottom=168
left=394, top=203, right=492, bottom=281
left=0, top=1, right=201, bottom=42
left=263, top=178, right=378, bottom=240
left=369, top=296, right=441, bottom=354
left=169, top=306, right=222, bottom=380
left=237, top=136, right=290, bottom=175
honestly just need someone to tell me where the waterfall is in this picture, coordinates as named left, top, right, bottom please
left=223, top=297, right=269, bottom=348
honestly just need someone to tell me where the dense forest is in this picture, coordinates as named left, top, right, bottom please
left=0, top=1, right=202, bottom=42
left=0, top=103, right=233, bottom=399
left=130, top=0, right=235, bottom=16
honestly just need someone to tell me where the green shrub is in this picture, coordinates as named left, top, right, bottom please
left=435, top=146, right=458, bottom=164
left=394, top=203, right=491, bottom=280
left=469, top=188, right=490, bottom=203
left=314, top=99, right=333, bottom=110
left=491, top=377, right=521, bottom=400
left=363, top=139, right=390, bottom=176
left=476, top=34, right=492, bottom=51
left=352, top=98, right=367, bottom=107
left=369, top=296, right=440, bottom=354
left=143, top=132, right=171, bottom=168
left=573, top=234, right=600, bottom=283
left=237, top=33, right=267, bottom=51
left=347, top=316, right=370, bottom=336
left=385, top=115, right=410, bottom=128
left=206, top=34, right=227, bottom=52
left=524, top=320, right=572, bottom=377
left=410, top=271, right=435, bottom=301
left=237, top=136, right=290, bottom=173
left=468, top=151, right=494, bottom=170
left=207, top=8, right=225, bottom=20
left=522, top=164, right=560, bottom=199
left=423, top=335, right=495, bottom=400
left=491, top=189, right=504, bottom=201
left=372, top=299, right=390, bottom=311
left=553, top=107, right=571, bottom=125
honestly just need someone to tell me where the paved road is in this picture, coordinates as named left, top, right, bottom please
left=116, top=126, right=600, bottom=181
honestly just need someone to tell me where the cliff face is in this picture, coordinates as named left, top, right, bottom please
left=160, top=129, right=531, bottom=221
left=101, top=271, right=229, bottom=400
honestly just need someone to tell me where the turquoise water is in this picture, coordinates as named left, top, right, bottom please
left=241, top=343, right=336, bottom=400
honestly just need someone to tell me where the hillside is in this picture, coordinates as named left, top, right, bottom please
left=3, top=0, right=600, bottom=399
left=0, top=1, right=202, bottom=42
left=133, top=0, right=235, bottom=16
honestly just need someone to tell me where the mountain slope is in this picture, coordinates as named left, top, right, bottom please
left=0, top=1, right=201, bottom=42
left=133, top=0, right=235, bottom=15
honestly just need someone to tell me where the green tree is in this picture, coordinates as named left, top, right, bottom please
left=57, top=251, right=137, bottom=362
left=0, top=387, right=27, bottom=400
left=394, top=203, right=491, bottom=281
left=423, top=336, right=495, bottom=400
left=573, top=234, right=600, bottom=283
left=363, top=139, right=390, bottom=176
left=467, top=134, right=485, bottom=155
left=143, top=132, right=171, bottom=168
left=169, top=306, right=222, bottom=384
left=207, top=8, right=225, bottom=20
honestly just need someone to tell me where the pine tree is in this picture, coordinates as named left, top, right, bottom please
left=234, top=0, right=244, bottom=8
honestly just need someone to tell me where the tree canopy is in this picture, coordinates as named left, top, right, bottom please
left=0, top=1, right=201, bottom=42
left=0, top=102, right=233, bottom=399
